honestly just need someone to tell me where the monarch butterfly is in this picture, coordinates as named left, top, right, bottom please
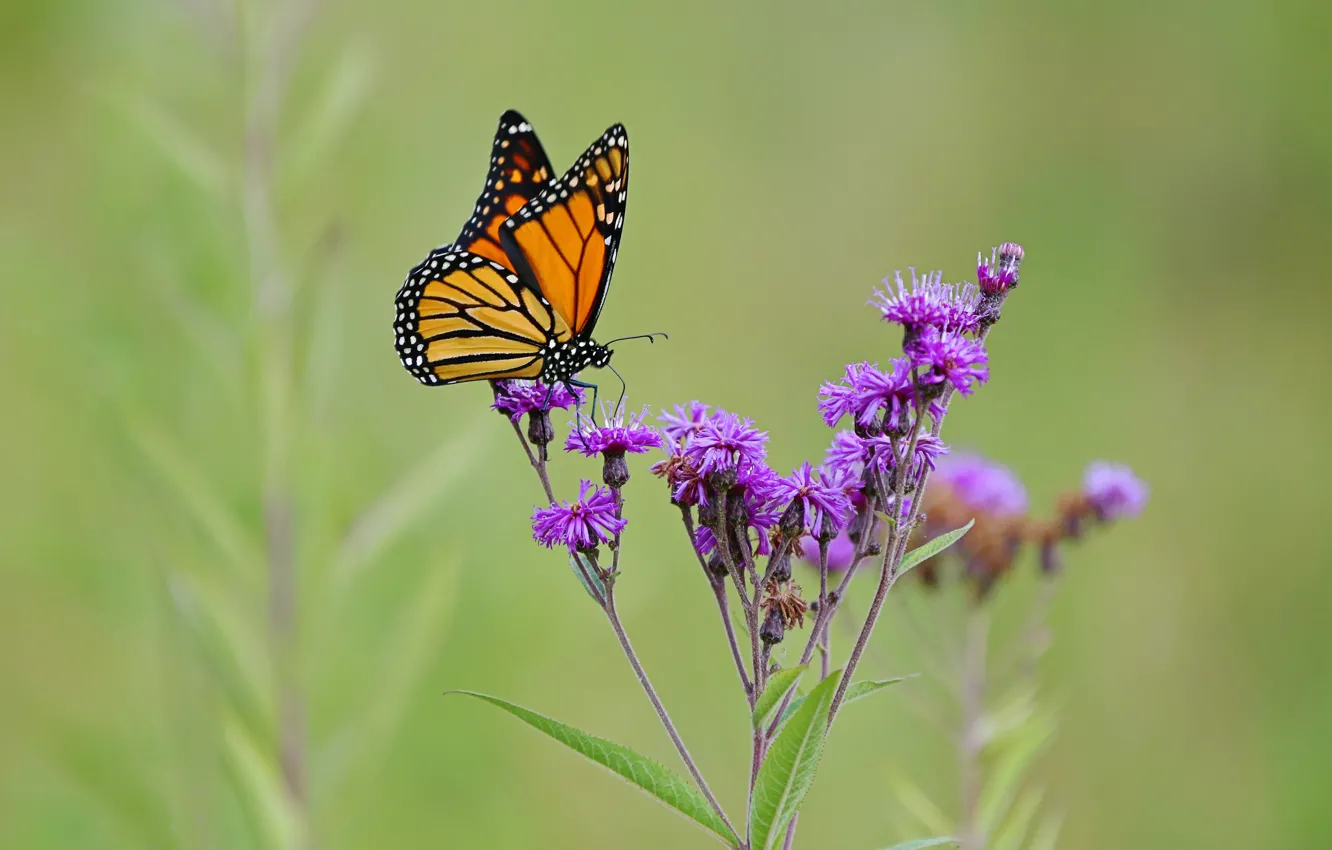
left=393, top=112, right=635, bottom=399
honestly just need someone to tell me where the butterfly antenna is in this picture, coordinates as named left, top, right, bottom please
left=604, top=332, right=669, bottom=346
left=608, top=363, right=628, bottom=419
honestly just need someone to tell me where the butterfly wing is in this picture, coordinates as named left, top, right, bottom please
left=499, top=123, right=628, bottom=339
left=453, top=110, right=556, bottom=269
left=393, top=247, right=573, bottom=385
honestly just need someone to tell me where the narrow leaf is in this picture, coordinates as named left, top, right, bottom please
left=1027, top=811, right=1065, bottom=850
left=978, top=709, right=1057, bottom=834
left=749, top=669, right=843, bottom=850
left=446, top=692, right=737, bottom=845
left=752, top=665, right=807, bottom=730
left=888, top=770, right=954, bottom=837
left=222, top=719, right=301, bottom=850
left=899, top=519, right=975, bottom=575
left=879, top=839, right=959, bottom=850
left=776, top=676, right=910, bottom=729
left=991, top=786, right=1044, bottom=850
left=569, top=552, right=606, bottom=601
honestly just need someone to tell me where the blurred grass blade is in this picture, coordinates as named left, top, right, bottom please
left=285, top=41, right=376, bottom=185
left=899, top=520, right=974, bottom=575
left=991, top=786, right=1044, bottom=850
left=222, top=719, right=301, bottom=850
left=1027, top=810, right=1065, bottom=850
left=446, top=691, right=738, bottom=846
left=96, top=88, right=228, bottom=195
left=752, top=664, right=807, bottom=730
left=316, top=555, right=459, bottom=800
left=879, top=839, right=958, bottom=850
left=330, top=416, right=491, bottom=589
left=167, top=572, right=272, bottom=741
left=750, top=669, right=842, bottom=850
left=979, top=709, right=1057, bottom=835
left=887, top=769, right=954, bottom=837
left=776, top=676, right=911, bottom=729
left=126, top=413, right=261, bottom=586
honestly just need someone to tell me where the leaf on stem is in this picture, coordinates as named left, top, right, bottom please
left=887, top=769, right=954, bottom=837
left=749, top=669, right=843, bottom=850
left=445, top=691, right=738, bottom=846
left=978, top=707, right=1057, bottom=836
left=568, top=552, right=606, bottom=602
left=898, top=520, right=975, bottom=575
left=222, top=718, right=302, bottom=850
left=752, top=664, right=807, bottom=730
left=776, top=676, right=912, bottom=730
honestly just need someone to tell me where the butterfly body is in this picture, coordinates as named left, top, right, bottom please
left=393, top=112, right=628, bottom=393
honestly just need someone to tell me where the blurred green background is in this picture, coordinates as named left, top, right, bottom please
left=3, top=0, right=1331, bottom=847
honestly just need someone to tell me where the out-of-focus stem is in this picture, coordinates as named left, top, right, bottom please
left=959, top=600, right=989, bottom=850
left=681, top=508, right=752, bottom=699
left=603, top=592, right=738, bottom=843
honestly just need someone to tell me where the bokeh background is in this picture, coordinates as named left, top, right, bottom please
left=3, top=0, right=1331, bottom=847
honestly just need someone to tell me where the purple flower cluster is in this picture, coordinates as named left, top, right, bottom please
left=818, top=360, right=947, bottom=433
left=1082, top=461, right=1149, bottom=521
left=771, top=462, right=854, bottom=538
left=934, top=453, right=1028, bottom=516
left=978, top=242, right=1024, bottom=295
left=531, top=480, right=626, bottom=553
left=493, top=380, right=584, bottom=422
left=905, top=328, right=989, bottom=397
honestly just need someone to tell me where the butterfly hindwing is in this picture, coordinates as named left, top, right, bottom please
left=393, top=247, right=573, bottom=385
left=453, top=110, right=556, bottom=270
left=500, top=123, right=629, bottom=339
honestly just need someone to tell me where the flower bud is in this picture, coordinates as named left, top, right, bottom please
left=602, top=451, right=630, bottom=489
left=767, top=545, right=792, bottom=583
left=759, top=607, right=785, bottom=646
left=697, top=497, right=721, bottom=530
left=777, top=498, right=805, bottom=539
left=526, top=410, right=554, bottom=448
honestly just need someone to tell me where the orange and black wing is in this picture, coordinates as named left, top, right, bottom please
left=393, top=247, right=573, bottom=385
left=453, top=110, right=556, bottom=269
left=499, top=123, right=628, bottom=339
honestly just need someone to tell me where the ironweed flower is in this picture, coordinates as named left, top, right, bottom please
left=817, top=362, right=873, bottom=428
left=866, top=432, right=951, bottom=480
left=685, top=411, right=769, bottom=481
left=822, top=430, right=868, bottom=482
left=872, top=268, right=982, bottom=336
left=659, top=401, right=714, bottom=445
left=772, top=462, right=853, bottom=538
left=907, top=327, right=990, bottom=397
left=493, top=379, right=584, bottom=422
left=1082, top=461, right=1150, bottom=522
left=977, top=242, right=1024, bottom=295
left=935, top=453, right=1027, bottom=515
left=531, top=480, right=626, bottom=553
left=567, top=403, right=663, bottom=488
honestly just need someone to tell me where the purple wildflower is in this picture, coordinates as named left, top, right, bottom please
left=684, top=411, right=768, bottom=478
left=659, top=402, right=714, bottom=445
left=771, top=462, right=854, bottom=537
left=822, top=430, right=868, bottom=483
left=865, top=432, right=950, bottom=476
left=871, top=269, right=983, bottom=335
left=531, top=480, right=626, bottom=552
left=493, top=380, right=584, bottom=422
left=693, top=486, right=780, bottom=558
left=977, top=242, right=1024, bottom=295
left=817, top=363, right=872, bottom=428
left=907, top=327, right=990, bottom=396
left=853, top=359, right=916, bottom=431
left=935, top=453, right=1027, bottom=516
left=566, top=404, right=663, bottom=457
left=1082, top=462, right=1149, bottom=521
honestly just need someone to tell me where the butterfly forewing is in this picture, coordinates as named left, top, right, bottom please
left=500, top=123, right=629, bottom=338
left=393, top=247, right=573, bottom=385
left=453, top=110, right=556, bottom=270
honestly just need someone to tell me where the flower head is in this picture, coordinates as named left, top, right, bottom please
left=531, top=480, right=626, bottom=553
left=817, top=363, right=872, bottom=428
left=1082, top=462, right=1149, bottom=521
left=977, top=242, right=1024, bottom=295
left=872, top=269, right=982, bottom=335
left=566, top=403, right=663, bottom=457
left=493, top=380, right=584, bottom=422
left=907, top=327, right=989, bottom=396
left=935, top=453, right=1027, bottom=515
left=659, top=402, right=714, bottom=445
left=684, top=411, right=768, bottom=479
left=822, top=430, right=868, bottom=483
left=852, top=359, right=916, bottom=431
left=771, top=462, right=853, bottom=537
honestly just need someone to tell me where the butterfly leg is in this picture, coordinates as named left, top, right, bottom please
left=567, top=379, right=600, bottom=426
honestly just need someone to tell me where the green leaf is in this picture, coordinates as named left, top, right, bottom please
left=749, top=669, right=843, bottom=850
left=222, top=719, right=302, bottom=850
left=979, top=708, right=1057, bottom=835
left=752, top=665, right=808, bottom=729
left=1026, top=811, right=1065, bottom=850
left=447, top=691, right=737, bottom=845
left=991, top=786, right=1044, bottom=850
left=776, top=676, right=911, bottom=729
left=899, top=519, right=975, bottom=575
left=887, top=769, right=954, bottom=837
left=569, top=552, right=606, bottom=601
left=879, top=839, right=959, bottom=850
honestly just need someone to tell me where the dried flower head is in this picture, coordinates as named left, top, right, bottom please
left=760, top=578, right=808, bottom=630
